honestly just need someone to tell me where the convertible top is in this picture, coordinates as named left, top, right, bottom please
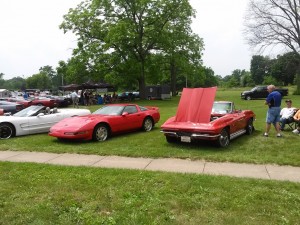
left=175, top=87, right=217, bottom=123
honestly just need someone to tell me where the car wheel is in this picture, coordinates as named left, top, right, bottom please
left=246, top=118, right=254, bottom=135
left=166, top=136, right=177, bottom=143
left=246, top=96, right=251, bottom=100
left=216, top=128, right=230, bottom=147
left=142, top=117, right=153, bottom=131
left=92, top=124, right=109, bottom=141
left=0, top=123, right=14, bottom=139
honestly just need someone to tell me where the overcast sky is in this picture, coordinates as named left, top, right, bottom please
left=0, top=0, right=252, bottom=80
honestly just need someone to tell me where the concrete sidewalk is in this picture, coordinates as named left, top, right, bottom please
left=1, top=150, right=300, bottom=183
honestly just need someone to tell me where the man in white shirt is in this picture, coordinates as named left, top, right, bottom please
left=280, top=99, right=295, bottom=130
left=70, top=90, right=79, bottom=108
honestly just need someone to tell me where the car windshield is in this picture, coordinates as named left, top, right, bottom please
left=93, top=105, right=125, bottom=115
left=212, top=102, right=232, bottom=114
left=13, top=105, right=44, bottom=117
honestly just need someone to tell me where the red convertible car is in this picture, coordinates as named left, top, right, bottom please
left=49, top=104, right=160, bottom=141
left=161, top=87, right=255, bottom=147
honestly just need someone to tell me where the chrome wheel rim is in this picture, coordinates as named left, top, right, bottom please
left=144, top=119, right=153, bottom=131
left=95, top=126, right=108, bottom=141
left=219, top=130, right=229, bottom=147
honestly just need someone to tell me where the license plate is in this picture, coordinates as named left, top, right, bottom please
left=181, top=136, right=191, bottom=143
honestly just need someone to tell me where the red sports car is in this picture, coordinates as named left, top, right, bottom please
left=49, top=104, right=160, bottom=141
left=161, top=87, right=255, bottom=147
left=5, top=98, right=32, bottom=108
left=28, top=97, right=57, bottom=108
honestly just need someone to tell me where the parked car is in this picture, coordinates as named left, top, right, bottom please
left=241, top=86, right=288, bottom=100
left=0, top=97, right=33, bottom=108
left=0, top=101, right=24, bottom=115
left=0, top=105, right=91, bottom=139
left=161, top=87, right=256, bottom=147
left=117, top=91, right=139, bottom=101
left=118, top=92, right=133, bottom=101
left=28, top=97, right=57, bottom=108
left=46, top=95, right=72, bottom=107
left=49, top=103, right=160, bottom=141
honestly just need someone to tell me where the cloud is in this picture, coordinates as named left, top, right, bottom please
left=0, top=0, right=252, bottom=79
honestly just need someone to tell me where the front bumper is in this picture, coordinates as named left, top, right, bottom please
left=161, top=130, right=220, bottom=141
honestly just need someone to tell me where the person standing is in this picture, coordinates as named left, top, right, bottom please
left=279, top=99, right=296, bottom=130
left=264, top=84, right=282, bottom=137
left=70, top=90, right=79, bottom=108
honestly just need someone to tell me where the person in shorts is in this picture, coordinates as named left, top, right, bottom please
left=264, top=85, right=282, bottom=137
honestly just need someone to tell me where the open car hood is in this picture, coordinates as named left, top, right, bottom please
left=175, top=87, right=217, bottom=123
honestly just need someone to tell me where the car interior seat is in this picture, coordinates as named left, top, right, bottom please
left=45, top=107, right=51, bottom=114
left=52, top=107, right=58, bottom=114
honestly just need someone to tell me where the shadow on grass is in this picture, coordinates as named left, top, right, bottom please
left=51, top=126, right=162, bottom=145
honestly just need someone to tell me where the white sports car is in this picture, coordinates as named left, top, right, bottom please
left=0, top=105, right=91, bottom=139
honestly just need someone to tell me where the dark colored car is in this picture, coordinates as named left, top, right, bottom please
left=241, top=86, right=288, bottom=100
left=0, top=101, right=24, bottom=114
left=46, top=95, right=72, bottom=107
left=118, top=92, right=138, bottom=101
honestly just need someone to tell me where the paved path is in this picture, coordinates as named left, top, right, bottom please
left=1, top=150, right=300, bottom=183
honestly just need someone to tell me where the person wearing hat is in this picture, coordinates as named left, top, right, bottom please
left=279, top=99, right=296, bottom=130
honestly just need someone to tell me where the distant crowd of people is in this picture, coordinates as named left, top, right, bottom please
left=69, top=90, right=133, bottom=108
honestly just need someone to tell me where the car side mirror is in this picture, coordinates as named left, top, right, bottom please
left=122, top=112, right=129, bottom=116
left=37, top=113, right=45, bottom=117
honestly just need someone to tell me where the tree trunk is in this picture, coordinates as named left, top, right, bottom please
left=170, top=60, right=177, bottom=96
left=138, top=62, right=146, bottom=99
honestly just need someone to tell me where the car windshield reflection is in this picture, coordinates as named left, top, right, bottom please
left=13, top=105, right=44, bottom=117
left=93, top=105, right=125, bottom=115
left=212, top=102, right=233, bottom=114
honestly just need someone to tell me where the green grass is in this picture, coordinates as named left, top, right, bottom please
left=1, top=162, right=300, bottom=225
left=1, top=88, right=300, bottom=166
left=1, top=87, right=300, bottom=224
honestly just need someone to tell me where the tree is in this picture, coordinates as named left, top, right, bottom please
left=250, top=55, right=271, bottom=84
left=244, top=0, right=300, bottom=92
left=3, top=77, right=26, bottom=90
left=60, top=0, right=200, bottom=98
left=270, top=52, right=300, bottom=86
left=26, top=73, right=52, bottom=90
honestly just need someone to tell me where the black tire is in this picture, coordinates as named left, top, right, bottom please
left=216, top=128, right=230, bottom=147
left=246, top=96, right=251, bottom=100
left=246, top=118, right=254, bottom=135
left=142, top=117, right=153, bottom=131
left=166, top=136, right=178, bottom=143
left=92, top=124, right=109, bottom=141
left=0, top=123, right=15, bottom=139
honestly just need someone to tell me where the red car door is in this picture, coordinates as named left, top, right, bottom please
left=230, top=112, right=247, bottom=133
left=119, top=105, right=143, bottom=131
